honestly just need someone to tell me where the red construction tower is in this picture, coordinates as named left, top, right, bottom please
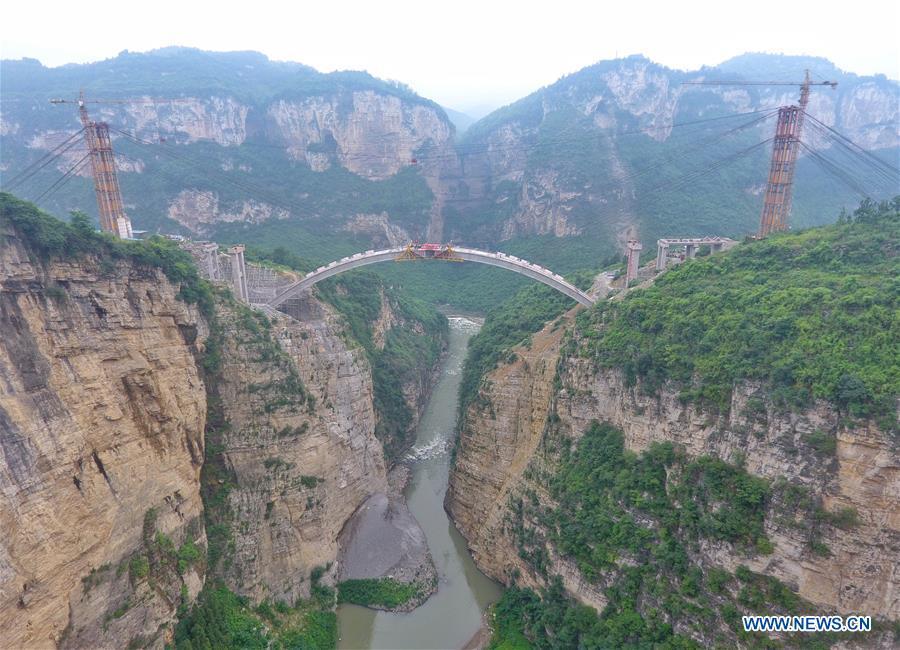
left=757, top=72, right=811, bottom=237
left=683, top=71, right=837, bottom=237
left=51, top=92, right=133, bottom=238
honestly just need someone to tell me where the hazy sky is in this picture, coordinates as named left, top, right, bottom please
left=2, top=0, right=898, bottom=112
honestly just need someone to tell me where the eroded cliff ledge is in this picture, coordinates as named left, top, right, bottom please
left=450, top=310, right=898, bottom=612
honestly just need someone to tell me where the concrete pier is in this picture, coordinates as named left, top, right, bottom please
left=655, top=237, right=734, bottom=271
left=625, top=240, right=642, bottom=284
left=656, top=242, right=670, bottom=271
left=228, top=245, right=250, bottom=303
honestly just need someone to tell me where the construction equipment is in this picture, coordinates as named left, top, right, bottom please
left=394, top=242, right=464, bottom=262
left=50, top=92, right=188, bottom=238
left=683, top=71, right=838, bottom=236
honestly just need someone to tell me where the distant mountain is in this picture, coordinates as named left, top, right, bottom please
left=443, top=107, right=476, bottom=134
left=1, top=49, right=897, bottom=282
left=446, top=53, right=899, bottom=260
left=0, top=48, right=455, bottom=253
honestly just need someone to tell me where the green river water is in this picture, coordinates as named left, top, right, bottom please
left=337, top=317, right=503, bottom=649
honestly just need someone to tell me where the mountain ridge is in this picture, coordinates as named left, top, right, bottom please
left=1, top=48, right=897, bottom=301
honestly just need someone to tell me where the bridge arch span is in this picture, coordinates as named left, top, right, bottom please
left=265, top=246, right=594, bottom=308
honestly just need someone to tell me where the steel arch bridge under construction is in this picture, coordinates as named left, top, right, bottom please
left=265, top=243, right=595, bottom=308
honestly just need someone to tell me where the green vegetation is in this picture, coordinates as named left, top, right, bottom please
left=489, top=420, right=860, bottom=648
left=1, top=48, right=441, bottom=109
left=574, top=199, right=900, bottom=428
left=458, top=269, right=594, bottom=425
left=337, top=578, right=423, bottom=609
left=542, top=423, right=771, bottom=573
left=0, top=192, right=215, bottom=318
left=2, top=48, right=445, bottom=236
left=237, top=252, right=448, bottom=461
left=458, top=55, right=895, bottom=245
left=172, top=583, right=336, bottom=650
left=136, top=506, right=206, bottom=585
left=81, top=564, right=113, bottom=593
left=128, top=555, right=149, bottom=582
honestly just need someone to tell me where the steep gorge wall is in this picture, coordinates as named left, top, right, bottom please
left=207, top=296, right=386, bottom=605
left=0, top=218, right=434, bottom=647
left=0, top=225, right=209, bottom=648
left=4, top=89, right=457, bottom=238
left=268, top=91, right=454, bottom=180
left=448, top=310, right=899, bottom=622
left=450, top=56, right=900, bottom=245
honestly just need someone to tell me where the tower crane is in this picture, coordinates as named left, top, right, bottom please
left=50, top=91, right=187, bottom=238
left=683, top=71, right=838, bottom=236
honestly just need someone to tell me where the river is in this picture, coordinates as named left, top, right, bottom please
left=337, top=316, right=503, bottom=649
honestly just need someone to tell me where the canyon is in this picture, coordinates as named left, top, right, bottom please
left=1, top=46, right=898, bottom=649
left=1, top=193, right=898, bottom=649
left=0, top=210, right=445, bottom=648
left=447, top=208, right=899, bottom=646
left=448, top=314, right=899, bottom=618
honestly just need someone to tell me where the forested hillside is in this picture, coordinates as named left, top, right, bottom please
left=575, top=197, right=900, bottom=428
left=452, top=54, right=898, bottom=252
left=1, top=48, right=454, bottom=254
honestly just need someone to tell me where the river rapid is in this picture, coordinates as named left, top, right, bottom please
left=337, top=317, right=502, bottom=649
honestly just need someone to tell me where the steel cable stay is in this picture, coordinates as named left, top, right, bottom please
left=803, top=112, right=900, bottom=178
left=3, top=128, right=86, bottom=190
left=801, top=119, right=897, bottom=178
left=134, top=109, right=776, bottom=207
left=798, top=141, right=890, bottom=198
left=800, top=121, right=899, bottom=188
left=797, top=143, right=872, bottom=199
left=434, top=112, right=779, bottom=207
left=112, top=128, right=346, bottom=223
left=234, top=108, right=779, bottom=166
left=32, top=152, right=92, bottom=205
left=7, top=108, right=775, bottom=206
left=644, top=138, right=774, bottom=196
left=36, top=156, right=95, bottom=205
left=114, top=123, right=781, bottom=226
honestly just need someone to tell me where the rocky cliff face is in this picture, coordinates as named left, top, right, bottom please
left=0, top=217, right=433, bottom=647
left=371, top=288, right=444, bottom=449
left=166, top=189, right=289, bottom=235
left=449, top=55, right=900, bottom=245
left=208, top=296, right=386, bottom=605
left=267, top=92, right=454, bottom=180
left=115, top=97, right=250, bottom=147
left=0, top=49, right=456, bottom=238
left=448, top=309, right=899, bottom=623
left=0, top=224, right=209, bottom=648
left=5, top=51, right=894, bottom=245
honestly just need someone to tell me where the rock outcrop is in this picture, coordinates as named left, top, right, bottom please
left=268, top=92, right=453, bottom=181
left=166, top=190, right=289, bottom=235
left=209, top=296, right=387, bottom=604
left=0, top=224, right=209, bottom=648
left=448, top=308, right=900, bottom=621
left=449, top=55, right=900, bottom=245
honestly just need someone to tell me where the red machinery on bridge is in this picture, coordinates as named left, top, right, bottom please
left=396, top=242, right=464, bottom=262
